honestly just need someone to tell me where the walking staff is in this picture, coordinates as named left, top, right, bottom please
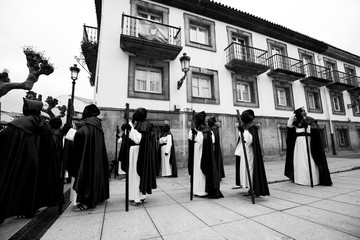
left=124, top=103, right=130, bottom=211
left=236, top=110, right=255, bottom=204
left=304, top=126, right=314, bottom=187
left=114, top=125, right=120, bottom=178
left=190, top=110, right=195, bottom=200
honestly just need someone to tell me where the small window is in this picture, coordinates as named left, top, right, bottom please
left=232, top=74, right=259, bottom=108
left=304, top=87, right=323, bottom=113
left=350, top=95, right=360, bottom=116
left=329, top=91, right=345, bottom=115
left=137, top=10, right=162, bottom=23
left=323, top=58, right=338, bottom=81
left=336, top=127, right=350, bottom=148
left=184, top=13, right=216, bottom=52
left=344, top=64, right=357, bottom=86
left=135, top=66, right=162, bottom=93
left=192, top=75, right=211, bottom=98
left=273, top=81, right=294, bottom=111
left=236, top=82, right=251, bottom=102
left=279, top=126, right=287, bottom=151
left=187, top=67, right=219, bottom=105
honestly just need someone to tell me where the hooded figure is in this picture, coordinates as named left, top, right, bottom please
left=0, top=98, right=60, bottom=222
left=235, top=109, right=270, bottom=197
left=188, top=111, right=223, bottom=199
left=121, top=107, right=157, bottom=205
left=68, top=104, right=110, bottom=211
left=208, top=116, right=225, bottom=179
left=285, top=107, right=332, bottom=186
left=158, top=124, right=178, bottom=177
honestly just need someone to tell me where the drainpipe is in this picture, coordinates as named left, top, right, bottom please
left=322, top=87, right=336, bottom=155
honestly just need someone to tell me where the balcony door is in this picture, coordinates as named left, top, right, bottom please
left=232, top=36, right=248, bottom=61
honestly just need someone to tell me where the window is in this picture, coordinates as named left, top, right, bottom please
left=128, top=56, right=169, bottom=100
left=329, top=91, right=345, bottom=115
left=137, top=10, right=162, bottom=23
left=131, top=1, right=169, bottom=24
left=232, top=74, right=259, bottom=107
left=279, top=126, right=287, bottom=152
left=335, top=126, right=350, bottom=148
left=273, top=81, right=294, bottom=111
left=187, top=67, right=219, bottom=105
left=135, top=66, right=162, bottom=93
left=350, top=95, right=360, bottom=117
left=304, top=87, right=323, bottom=113
left=298, top=49, right=315, bottom=76
left=192, top=75, right=211, bottom=98
left=184, top=13, right=216, bottom=52
left=323, top=57, right=338, bottom=81
left=344, top=64, right=357, bottom=86
left=267, top=39, right=288, bottom=70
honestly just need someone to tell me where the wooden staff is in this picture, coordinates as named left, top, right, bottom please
left=114, top=125, right=120, bottom=178
left=236, top=110, right=255, bottom=204
left=124, top=103, right=130, bottom=211
left=304, top=126, right=314, bottom=187
left=190, top=110, right=195, bottom=200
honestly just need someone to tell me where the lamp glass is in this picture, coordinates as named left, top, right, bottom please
left=70, top=64, right=80, bottom=80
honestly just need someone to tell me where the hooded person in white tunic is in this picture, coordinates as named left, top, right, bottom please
left=158, top=124, right=177, bottom=177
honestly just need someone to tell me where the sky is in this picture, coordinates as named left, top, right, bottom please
left=1, top=0, right=359, bottom=113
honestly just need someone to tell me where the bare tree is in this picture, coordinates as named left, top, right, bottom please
left=0, top=46, right=54, bottom=98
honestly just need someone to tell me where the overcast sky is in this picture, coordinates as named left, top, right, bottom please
left=1, top=0, right=359, bottom=113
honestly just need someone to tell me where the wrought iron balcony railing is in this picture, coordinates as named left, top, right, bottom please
left=302, top=63, right=330, bottom=79
left=328, top=70, right=356, bottom=86
left=267, top=54, right=303, bottom=74
left=225, top=42, right=268, bottom=65
left=121, top=14, right=181, bottom=46
left=83, top=25, right=98, bottom=44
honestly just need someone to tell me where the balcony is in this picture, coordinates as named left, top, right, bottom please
left=120, top=14, right=182, bottom=61
left=224, top=42, right=269, bottom=76
left=81, top=25, right=98, bottom=86
left=267, top=54, right=305, bottom=81
left=348, top=76, right=360, bottom=95
left=326, top=70, right=357, bottom=92
left=300, top=63, right=332, bottom=87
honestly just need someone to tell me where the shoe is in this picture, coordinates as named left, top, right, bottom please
left=73, top=203, right=89, bottom=212
left=241, top=191, right=252, bottom=197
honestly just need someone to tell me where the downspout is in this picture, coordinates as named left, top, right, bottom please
left=322, top=86, right=336, bottom=155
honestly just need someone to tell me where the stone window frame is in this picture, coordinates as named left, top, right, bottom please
left=186, top=66, right=220, bottom=105
left=350, top=94, right=360, bottom=117
left=184, top=13, right=216, bottom=52
left=272, top=80, right=295, bottom=111
left=334, top=125, right=351, bottom=149
left=130, top=0, right=169, bottom=24
left=329, top=91, right=345, bottom=115
left=266, top=39, right=288, bottom=56
left=226, top=26, right=253, bottom=46
left=304, top=86, right=323, bottom=114
left=231, top=73, right=259, bottom=108
left=128, top=56, right=169, bottom=100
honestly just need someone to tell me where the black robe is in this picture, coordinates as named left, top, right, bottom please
left=210, top=125, right=225, bottom=179
left=284, top=117, right=332, bottom=186
left=247, top=125, right=270, bottom=196
left=0, top=115, right=60, bottom=220
left=68, top=116, right=110, bottom=208
left=134, top=121, right=157, bottom=194
left=188, top=124, right=223, bottom=199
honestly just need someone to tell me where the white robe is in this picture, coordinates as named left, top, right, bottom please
left=159, top=134, right=172, bottom=177
left=287, top=116, right=320, bottom=186
left=234, top=130, right=253, bottom=188
left=128, top=127, right=146, bottom=202
left=188, top=129, right=215, bottom=196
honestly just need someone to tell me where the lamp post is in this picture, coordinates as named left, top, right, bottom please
left=177, top=53, right=191, bottom=90
left=69, top=64, right=80, bottom=114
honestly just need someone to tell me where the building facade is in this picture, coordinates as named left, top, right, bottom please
left=82, top=0, right=360, bottom=166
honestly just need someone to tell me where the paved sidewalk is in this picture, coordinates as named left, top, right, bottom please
left=1, top=155, right=360, bottom=239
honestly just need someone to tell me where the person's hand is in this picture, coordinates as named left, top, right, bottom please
left=122, top=123, right=131, bottom=131
left=191, top=128, right=197, bottom=135
left=62, top=123, right=72, bottom=135
left=165, top=153, right=169, bottom=156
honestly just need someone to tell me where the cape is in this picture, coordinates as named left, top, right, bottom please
left=0, top=115, right=60, bottom=220
left=135, top=121, right=157, bottom=194
left=188, top=124, right=223, bottom=198
left=210, top=125, right=225, bottom=178
left=69, top=116, right=110, bottom=208
left=246, top=125, right=270, bottom=196
left=284, top=117, right=332, bottom=186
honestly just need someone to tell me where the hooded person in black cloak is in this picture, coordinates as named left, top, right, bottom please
left=121, top=107, right=157, bottom=205
left=0, top=98, right=60, bottom=223
left=284, top=107, right=332, bottom=186
left=208, top=116, right=225, bottom=179
left=158, top=124, right=178, bottom=177
left=68, top=104, right=110, bottom=211
left=188, top=111, right=223, bottom=199
left=235, top=109, right=270, bottom=197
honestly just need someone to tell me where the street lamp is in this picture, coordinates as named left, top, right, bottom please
left=177, top=53, right=191, bottom=90
left=69, top=64, right=80, bottom=107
